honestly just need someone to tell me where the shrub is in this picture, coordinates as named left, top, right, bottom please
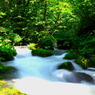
left=75, top=56, right=88, bottom=69
left=32, top=48, right=53, bottom=57
left=57, top=61, right=74, bottom=71
left=0, top=50, right=14, bottom=61
left=28, top=43, right=37, bottom=50
left=87, top=57, right=95, bottom=67
left=0, top=42, right=17, bottom=61
left=38, top=35, right=56, bottom=50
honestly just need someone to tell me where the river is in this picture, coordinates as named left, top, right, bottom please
left=3, top=46, right=95, bottom=95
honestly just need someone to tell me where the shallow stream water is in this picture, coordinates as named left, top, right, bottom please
left=3, top=46, right=95, bottom=95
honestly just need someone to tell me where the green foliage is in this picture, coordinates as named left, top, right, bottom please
left=38, top=35, right=56, bottom=50
left=77, top=36, right=95, bottom=55
left=0, top=0, right=95, bottom=69
left=28, top=43, right=37, bottom=50
left=0, top=27, right=22, bottom=45
left=75, top=56, right=88, bottom=69
left=0, top=42, right=17, bottom=61
left=0, top=12, right=6, bottom=18
left=32, top=48, right=53, bottom=57
left=9, top=33, right=22, bottom=45
left=57, top=61, right=74, bottom=71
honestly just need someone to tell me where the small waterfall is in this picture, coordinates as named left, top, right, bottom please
left=52, top=59, right=95, bottom=84
left=70, top=60, right=83, bottom=71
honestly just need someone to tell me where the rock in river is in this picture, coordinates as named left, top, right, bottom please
left=64, top=72, right=94, bottom=84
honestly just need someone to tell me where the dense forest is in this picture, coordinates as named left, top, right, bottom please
left=0, top=0, right=95, bottom=93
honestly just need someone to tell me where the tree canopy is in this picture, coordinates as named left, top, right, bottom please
left=0, top=0, right=95, bottom=68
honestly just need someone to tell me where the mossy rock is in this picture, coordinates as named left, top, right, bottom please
left=64, top=52, right=79, bottom=60
left=0, top=66, right=17, bottom=79
left=57, top=62, right=74, bottom=71
left=2, top=66, right=17, bottom=73
left=0, top=65, right=17, bottom=74
left=73, top=72, right=94, bottom=83
left=32, top=48, right=53, bottom=57
left=64, top=72, right=94, bottom=83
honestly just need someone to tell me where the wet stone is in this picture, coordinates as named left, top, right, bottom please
left=64, top=72, right=94, bottom=84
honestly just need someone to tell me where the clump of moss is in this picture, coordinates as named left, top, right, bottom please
left=57, top=61, right=74, bottom=71
left=63, top=51, right=92, bottom=69
left=1, top=66, right=17, bottom=74
left=0, top=62, right=17, bottom=79
left=64, top=52, right=79, bottom=60
left=0, top=62, right=17, bottom=74
left=32, top=48, right=53, bottom=57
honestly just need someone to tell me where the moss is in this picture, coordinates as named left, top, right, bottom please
left=57, top=61, right=74, bottom=71
left=63, top=51, right=93, bottom=69
left=64, top=52, right=79, bottom=59
left=0, top=64, right=17, bottom=79
left=2, top=66, right=17, bottom=74
left=32, top=48, right=53, bottom=57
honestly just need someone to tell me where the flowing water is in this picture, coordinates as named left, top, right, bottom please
left=3, top=46, right=95, bottom=95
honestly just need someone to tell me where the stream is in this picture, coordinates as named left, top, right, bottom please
left=3, top=46, right=95, bottom=95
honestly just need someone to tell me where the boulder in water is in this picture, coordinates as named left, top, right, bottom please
left=57, top=62, right=74, bottom=71
left=64, top=72, right=94, bottom=84
left=32, top=48, right=53, bottom=57
left=74, top=72, right=94, bottom=83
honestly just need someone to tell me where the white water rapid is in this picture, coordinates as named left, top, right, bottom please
left=3, top=46, right=95, bottom=95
